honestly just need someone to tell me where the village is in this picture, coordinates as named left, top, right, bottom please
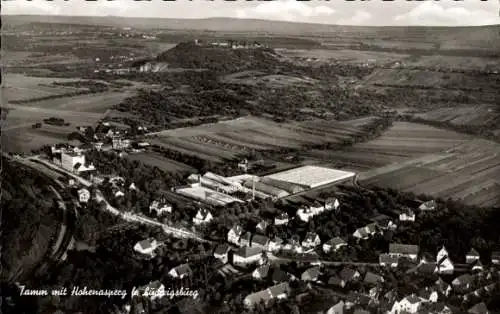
left=19, top=119, right=500, bottom=314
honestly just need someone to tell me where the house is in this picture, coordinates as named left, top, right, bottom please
left=435, top=278, right=452, bottom=297
left=78, top=188, right=90, bottom=203
left=168, top=263, right=192, bottom=279
left=213, top=244, right=231, bottom=263
left=309, top=201, right=326, bottom=215
left=471, top=259, right=484, bottom=272
left=114, top=189, right=125, bottom=198
left=466, top=248, right=480, bottom=264
left=353, top=227, right=369, bottom=240
left=240, top=232, right=252, bottom=247
left=243, top=282, right=290, bottom=309
left=452, top=274, right=475, bottom=291
left=372, top=214, right=397, bottom=230
left=192, top=208, right=213, bottom=225
left=256, top=220, right=269, bottom=234
left=468, top=302, right=489, bottom=314
left=422, top=302, right=453, bottom=314
left=436, top=246, right=449, bottom=262
left=133, top=238, right=161, bottom=257
left=323, top=237, right=347, bottom=253
left=233, top=246, right=263, bottom=266
left=129, top=182, right=137, bottom=191
left=149, top=198, right=172, bottom=216
left=302, top=232, right=321, bottom=249
left=328, top=275, right=346, bottom=288
left=345, top=292, right=371, bottom=308
left=301, top=267, right=321, bottom=282
left=388, top=243, right=419, bottom=260
left=252, top=263, right=270, bottom=280
left=419, top=200, right=437, bottom=211
left=227, top=224, right=244, bottom=245
left=379, top=254, right=399, bottom=268
left=326, top=300, right=344, bottom=314
left=268, top=237, right=284, bottom=252
left=491, top=251, right=500, bottom=265
left=364, top=272, right=385, bottom=285
left=365, top=222, right=379, bottom=234
left=390, top=295, right=425, bottom=314
left=416, top=260, right=438, bottom=275
left=436, top=256, right=454, bottom=275
left=274, top=212, right=290, bottom=225
left=139, top=281, right=165, bottom=301
left=272, top=268, right=295, bottom=283
left=399, top=208, right=416, bottom=222
left=251, top=235, right=270, bottom=250
left=325, top=197, right=340, bottom=211
left=419, top=287, right=439, bottom=302
left=353, top=310, right=370, bottom=314
left=339, top=267, right=361, bottom=282
left=296, top=206, right=316, bottom=222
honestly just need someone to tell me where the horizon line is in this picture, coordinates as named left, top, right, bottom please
left=4, top=14, right=499, bottom=28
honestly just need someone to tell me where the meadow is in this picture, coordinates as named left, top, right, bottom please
left=125, top=152, right=195, bottom=173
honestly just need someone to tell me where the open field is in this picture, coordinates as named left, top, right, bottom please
left=360, top=141, right=500, bottom=207
left=126, top=152, right=195, bottom=173
left=3, top=74, right=86, bottom=101
left=147, top=116, right=379, bottom=162
left=279, top=49, right=410, bottom=65
left=306, top=122, right=472, bottom=172
left=413, top=105, right=498, bottom=126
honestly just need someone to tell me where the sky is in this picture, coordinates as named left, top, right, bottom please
left=3, top=0, right=499, bottom=26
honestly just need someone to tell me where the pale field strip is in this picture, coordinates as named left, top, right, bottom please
left=214, top=132, right=282, bottom=150
left=208, top=133, right=273, bottom=150
left=189, top=135, right=250, bottom=153
left=243, top=128, right=323, bottom=145
left=450, top=179, right=498, bottom=200
left=158, top=137, right=236, bottom=160
left=463, top=185, right=500, bottom=207
left=180, top=136, right=245, bottom=155
left=149, top=138, right=223, bottom=163
left=126, top=153, right=195, bottom=173
left=279, top=124, right=349, bottom=142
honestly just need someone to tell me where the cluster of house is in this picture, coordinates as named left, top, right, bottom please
left=101, top=176, right=138, bottom=199
left=296, top=197, right=340, bottom=222
left=148, top=195, right=213, bottom=225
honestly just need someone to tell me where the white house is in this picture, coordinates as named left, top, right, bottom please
left=233, top=246, right=263, bottom=266
left=437, top=256, right=454, bottom=275
left=268, top=237, right=284, bottom=252
left=301, top=232, right=321, bottom=249
left=134, top=238, right=161, bottom=257
left=399, top=209, right=416, bottom=222
left=274, top=212, right=290, bottom=225
left=251, top=235, right=270, bottom=250
left=192, top=208, right=213, bottom=225
left=296, top=206, right=315, bottom=222
left=214, top=244, right=231, bottom=263
left=149, top=198, right=172, bottom=216
left=388, top=243, right=419, bottom=261
left=323, top=237, right=347, bottom=253
left=252, top=263, right=270, bottom=280
left=492, top=251, right=500, bottom=265
left=419, top=200, right=437, bottom=211
left=353, top=227, right=369, bottom=240
left=390, top=295, right=425, bottom=314
left=78, top=188, right=90, bottom=203
left=61, top=151, right=95, bottom=173
left=325, top=197, right=340, bottom=211
left=466, top=248, right=480, bottom=264
left=227, top=224, right=244, bottom=245
left=436, top=246, right=449, bottom=263
left=168, top=263, right=192, bottom=279
left=243, top=282, right=290, bottom=309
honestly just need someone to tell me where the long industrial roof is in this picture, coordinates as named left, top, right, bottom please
left=264, top=165, right=355, bottom=189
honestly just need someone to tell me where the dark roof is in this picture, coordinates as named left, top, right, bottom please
left=364, top=272, right=384, bottom=284
left=214, top=244, right=230, bottom=255
left=418, top=262, right=437, bottom=274
left=389, top=243, right=419, bottom=255
left=340, top=268, right=359, bottom=281
left=271, top=237, right=283, bottom=244
left=365, top=222, right=378, bottom=233
left=276, top=212, right=289, bottom=219
left=379, top=254, right=399, bottom=264
left=272, top=268, right=291, bottom=283
left=353, top=310, right=371, bottom=314
left=346, top=292, right=371, bottom=305
left=252, top=234, right=270, bottom=246
left=235, top=246, right=263, bottom=258
left=468, top=302, right=489, bottom=314
left=406, top=295, right=423, bottom=304
left=304, top=232, right=319, bottom=242
left=171, top=263, right=192, bottom=276
left=491, top=251, right=500, bottom=258
left=467, top=248, right=480, bottom=257
left=268, top=282, right=291, bottom=298
left=241, top=232, right=252, bottom=242
left=453, top=274, right=474, bottom=286
left=137, top=239, right=153, bottom=250
left=419, top=288, right=437, bottom=299
left=254, top=264, right=270, bottom=278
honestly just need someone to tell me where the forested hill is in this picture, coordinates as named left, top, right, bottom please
left=1, top=158, right=60, bottom=283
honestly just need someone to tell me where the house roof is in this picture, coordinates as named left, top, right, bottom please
left=214, top=244, right=230, bottom=255
left=304, top=232, right=319, bottom=242
left=405, top=295, right=423, bottom=304
left=137, top=239, right=155, bottom=250
left=491, top=251, right=500, bottom=258
left=467, top=248, right=480, bottom=257
left=254, top=264, right=270, bottom=278
left=418, top=262, right=438, bottom=274
left=366, top=222, right=378, bottom=233
left=340, top=267, right=359, bottom=281
left=452, top=274, right=474, bottom=286
left=354, top=227, right=369, bottom=237
left=364, top=272, right=384, bottom=284
left=272, top=268, right=291, bottom=283
left=471, top=259, right=483, bottom=268
left=419, top=200, right=436, bottom=210
left=328, top=275, right=345, bottom=286
left=256, top=220, right=268, bottom=231
left=252, top=235, right=270, bottom=246
left=271, top=237, right=283, bottom=244
left=379, top=254, right=399, bottom=264
left=346, top=292, right=371, bottom=305
left=171, top=263, right=192, bottom=276
left=435, top=278, right=451, bottom=291
left=229, top=224, right=243, bottom=236
left=235, top=246, right=263, bottom=258
left=419, top=288, right=437, bottom=299
left=197, top=208, right=211, bottom=219
left=268, top=282, right=291, bottom=298
left=389, top=243, right=419, bottom=255
left=276, top=212, right=289, bottom=219
left=301, top=267, right=320, bottom=281
left=468, top=302, right=489, bottom=314
left=325, top=237, right=347, bottom=247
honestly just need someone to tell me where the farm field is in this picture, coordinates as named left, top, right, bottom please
left=147, top=116, right=379, bottom=163
left=306, top=122, right=472, bottom=172
left=126, top=152, right=195, bottom=173
left=413, top=104, right=498, bottom=126
left=279, top=48, right=410, bottom=65
left=358, top=139, right=500, bottom=207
